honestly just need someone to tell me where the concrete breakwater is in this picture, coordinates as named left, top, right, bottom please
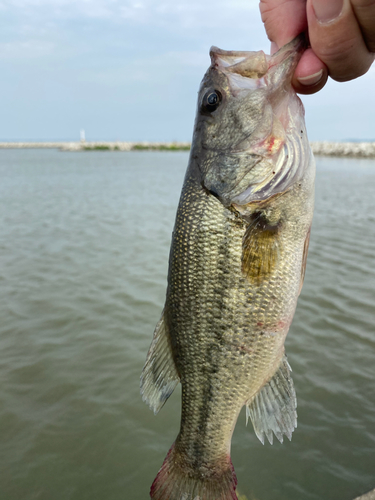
left=0, top=141, right=375, bottom=157
left=310, top=141, right=375, bottom=158
left=0, top=141, right=190, bottom=152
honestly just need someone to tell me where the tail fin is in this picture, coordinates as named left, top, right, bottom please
left=150, top=443, right=238, bottom=500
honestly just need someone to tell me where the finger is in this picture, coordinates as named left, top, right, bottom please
left=292, top=48, right=329, bottom=94
left=260, top=0, right=329, bottom=94
left=307, top=0, right=374, bottom=81
left=351, top=0, right=375, bottom=52
left=260, top=0, right=307, bottom=47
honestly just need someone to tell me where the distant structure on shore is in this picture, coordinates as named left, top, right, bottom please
left=0, top=141, right=374, bottom=158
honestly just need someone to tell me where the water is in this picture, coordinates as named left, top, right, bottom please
left=0, top=149, right=374, bottom=500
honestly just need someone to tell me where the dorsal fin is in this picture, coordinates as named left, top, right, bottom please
left=246, top=355, right=297, bottom=444
left=140, top=310, right=179, bottom=414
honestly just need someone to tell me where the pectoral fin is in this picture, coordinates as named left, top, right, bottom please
left=242, top=211, right=282, bottom=284
left=246, top=355, right=297, bottom=444
left=140, top=310, right=179, bottom=414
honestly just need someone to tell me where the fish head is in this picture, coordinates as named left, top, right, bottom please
left=192, top=35, right=312, bottom=207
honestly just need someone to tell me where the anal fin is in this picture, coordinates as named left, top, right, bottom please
left=140, top=310, right=179, bottom=414
left=246, top=355, right=297, bottom=445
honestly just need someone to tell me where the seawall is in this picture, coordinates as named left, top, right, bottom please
left=0, top=141, right=375, bottom=158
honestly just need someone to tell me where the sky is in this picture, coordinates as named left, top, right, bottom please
left=0, top=0, right=374, bottom=142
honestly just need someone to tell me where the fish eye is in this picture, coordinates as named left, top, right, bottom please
left=201, top=90, right=222, bottom=113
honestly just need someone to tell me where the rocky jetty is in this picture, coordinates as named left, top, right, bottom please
left=60, top=141, right=190, bottom=151
left=310, top=141, right=375, bottom=158
left=0, top=141, right=190, bottom=152
left=0, top=141, right=374, bottom=157
left=0, top=142, right=72, bottom=149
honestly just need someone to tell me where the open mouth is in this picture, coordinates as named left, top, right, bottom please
left=210, top=34, right=306, bottom=94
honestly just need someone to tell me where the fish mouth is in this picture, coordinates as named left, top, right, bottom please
left=210, top=34, right=307, bottom=93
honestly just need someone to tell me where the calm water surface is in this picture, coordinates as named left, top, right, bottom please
left=0, top=149, right=374, bottom=500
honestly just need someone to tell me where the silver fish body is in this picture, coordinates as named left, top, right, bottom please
left=141, top=35, right=315, bottom=500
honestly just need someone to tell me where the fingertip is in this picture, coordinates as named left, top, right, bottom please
left=292, top=49, right=328, bottom=94
left=293, top=69, right=328, bottom=94
left=293, top=76, right=328, bottom=94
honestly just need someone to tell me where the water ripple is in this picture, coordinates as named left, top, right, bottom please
left=0, top=151, right=374, bottom=500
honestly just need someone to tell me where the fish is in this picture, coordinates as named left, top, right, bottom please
left=140, top=34, right=315, bottom=500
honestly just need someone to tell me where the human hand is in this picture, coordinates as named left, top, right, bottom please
left=260, top=0, right=375, bottom=94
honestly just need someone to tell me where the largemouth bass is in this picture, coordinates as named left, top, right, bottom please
left=141, top=35, right=315, bottom=500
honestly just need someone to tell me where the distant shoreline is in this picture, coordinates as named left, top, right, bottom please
left=0, top=141, right=374, bottom=158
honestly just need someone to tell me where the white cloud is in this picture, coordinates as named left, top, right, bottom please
left=0, top=39, right=55, bottom=59
left=72, top=49, right=209, bottom=88
left=0, top=0, right=260, bottom=25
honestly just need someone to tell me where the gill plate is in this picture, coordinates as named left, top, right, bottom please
left=232, top=120, right=310, bottom=205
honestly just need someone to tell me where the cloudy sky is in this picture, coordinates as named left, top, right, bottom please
left=1, top=0, right=374, bottom=142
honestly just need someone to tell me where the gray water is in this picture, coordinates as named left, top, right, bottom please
left=0, top=149, right=374, bottom=500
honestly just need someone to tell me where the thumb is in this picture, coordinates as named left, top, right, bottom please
left=306, top=0, right=374, bottom=82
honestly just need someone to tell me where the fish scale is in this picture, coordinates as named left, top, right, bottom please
left=168, top=171, right=299, bottom=462
left=141, top=35, right=315, bottom=500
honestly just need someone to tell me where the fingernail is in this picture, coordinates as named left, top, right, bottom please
left=312, top=0, right=343, bottom=23
left=297, top=69, right=324, bottom=86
